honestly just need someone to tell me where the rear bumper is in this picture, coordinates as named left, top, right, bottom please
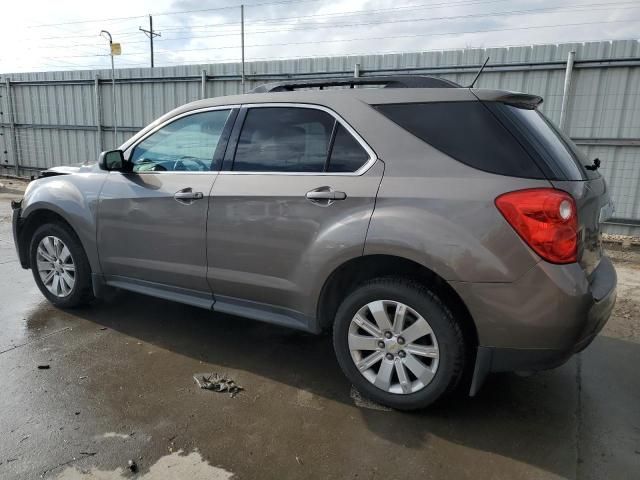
left=452, top=255, right=617, bottom=395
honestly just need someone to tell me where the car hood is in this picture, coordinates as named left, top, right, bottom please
left=41, top=163, right=101, bottom=177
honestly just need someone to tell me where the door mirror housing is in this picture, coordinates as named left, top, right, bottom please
left=99, top=150, right=126, bottom=171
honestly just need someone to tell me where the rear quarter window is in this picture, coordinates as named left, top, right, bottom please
left=374, top=102, right=546, bottom=179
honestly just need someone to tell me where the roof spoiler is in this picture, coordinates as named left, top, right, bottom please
left=250, top=75, right=460, bottom=93
left=472, top=90, right=543, bottom=110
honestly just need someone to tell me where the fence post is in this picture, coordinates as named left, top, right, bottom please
left=559, top=51, right=576, bottom=131
left=94, top=74, right=103, bottom=157
left=354, top=63, right=361, bottom=78
left=201, top=70, right=207, bottom=99
left=4, top=78, right=19, bottom=177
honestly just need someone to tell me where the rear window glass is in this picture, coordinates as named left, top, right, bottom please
left=488, top=103, right=592, bottom=181
left=374, top=102, right=545, bottom=179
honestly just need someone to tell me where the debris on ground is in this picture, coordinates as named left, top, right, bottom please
left=193, top=373, right=244, bottom=397
left=602, top=232, right=640, bottom=247
left=350, top=386, right=392, bottom=412
left=127, top=459, right=138, bottom=473
left=37, top=364, right=50, bottom=370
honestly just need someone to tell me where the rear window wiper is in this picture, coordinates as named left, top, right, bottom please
left=585, top=158, right=601, bottom=171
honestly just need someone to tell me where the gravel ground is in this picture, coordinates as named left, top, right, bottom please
left=602, top=246, right=640, bottom=342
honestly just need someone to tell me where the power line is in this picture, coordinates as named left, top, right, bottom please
left=158, top=0, right=633, bottom=31
left=158, top=0, right=517, bottom=30
left=12, top=15, right=640, bottom=62
left=22, top=1, right=640, bottom=51
left=154, top=2, right=640, bottom=38
left=16, top=0, right=516, bottom=39
left=123, top=17, right=640, bottom=56
left=26, top=0, right=327, bottom=28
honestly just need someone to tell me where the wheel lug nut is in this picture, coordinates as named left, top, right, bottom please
left=385, top=353, right=394, bottom=361
left=384, top=331, right=393, bottom=339
left=378, top=341, right=385, bottom=349
left=397, top=337, right=405, bottom=345
left=398, top=351, right=406, bottom=358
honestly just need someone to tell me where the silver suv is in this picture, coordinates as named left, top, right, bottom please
left=11, top=76, right=617, bottom=410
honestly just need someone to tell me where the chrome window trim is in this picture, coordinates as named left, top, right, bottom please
left=220, top=102, right=378, bottom=177
left=124, top=105, right=239, bottom=174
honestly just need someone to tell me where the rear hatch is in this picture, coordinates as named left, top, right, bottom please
left=485, top=100, right=610, bottom=275
left=373, top=93, right=611, bottom=275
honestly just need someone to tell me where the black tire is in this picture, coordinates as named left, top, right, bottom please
left=333, top=277, right=466, bottom=410
left=29, top=222, right=94, bottom=308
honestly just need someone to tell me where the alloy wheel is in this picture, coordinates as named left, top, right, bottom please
left=36, top=235, right=76, bottom=298
left=348, top=300, right=439, bottom=394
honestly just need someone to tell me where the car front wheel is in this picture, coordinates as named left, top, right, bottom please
left=333, top=277, right=466, bottom=410
left=29, top=222, right=94, bottom=308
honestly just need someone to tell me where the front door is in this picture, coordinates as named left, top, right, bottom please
left=207, top=105, right=383, bottom=318
left=98, top=108, right=233, bottom=294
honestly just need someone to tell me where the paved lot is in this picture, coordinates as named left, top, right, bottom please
left=0, top=181, right=639, bottom=479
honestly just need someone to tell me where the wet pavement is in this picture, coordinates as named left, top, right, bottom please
left=0, top=186, right=639, bottom=479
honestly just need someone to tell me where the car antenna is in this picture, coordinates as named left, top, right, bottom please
left=467, top=56, right=490, bottom=88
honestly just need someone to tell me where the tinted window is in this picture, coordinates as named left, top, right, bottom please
left=327, top=124, right=369, bottom=172
left=375, top=102, right=545, bottom=179
left=492, top=104, right=591, bottom=180
left=233, top=107, right=334, bottom=172
left=131, top=110, right=230, bottom=172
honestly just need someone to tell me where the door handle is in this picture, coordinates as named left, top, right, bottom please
left=174, top=188, right=204, bottom=203
left=306, top=187, right=347, bottom=206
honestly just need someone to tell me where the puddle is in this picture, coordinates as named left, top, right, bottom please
left=100, top=432, right=131, bottom=439
left=55, top=450, right=233, bottom=479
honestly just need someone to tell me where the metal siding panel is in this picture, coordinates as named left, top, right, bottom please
left=1, top=40, right=639, bottom=234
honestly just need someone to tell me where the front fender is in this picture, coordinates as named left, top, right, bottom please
left=19, top=173, right=107, bottom=273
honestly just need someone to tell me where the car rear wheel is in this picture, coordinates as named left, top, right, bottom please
left=29, top=222, right=94, bottom=308
left=333, top=277, right=465, bottom=410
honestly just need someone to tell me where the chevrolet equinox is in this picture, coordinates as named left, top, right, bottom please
left=11, top=76, right=617, bottom=410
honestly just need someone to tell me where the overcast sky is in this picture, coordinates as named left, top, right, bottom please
left=0, top=0, right=638, bottom=73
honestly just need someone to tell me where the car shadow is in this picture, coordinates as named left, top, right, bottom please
left=26, top=289, right=639, bottom=480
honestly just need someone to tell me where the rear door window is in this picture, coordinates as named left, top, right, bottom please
left=233, top=107, right=334, bottom=172
left=327, top=124, right=370, bottom=173
left=374, top=102, right=545, bottom=179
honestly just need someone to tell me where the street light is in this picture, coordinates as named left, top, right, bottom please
left=100, top=30, right=120, bottom=144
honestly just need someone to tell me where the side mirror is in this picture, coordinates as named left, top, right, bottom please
left=99, top=150, right=126, bottom=171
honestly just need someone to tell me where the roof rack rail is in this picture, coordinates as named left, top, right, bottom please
left=250, top=75, right=460, bottom=93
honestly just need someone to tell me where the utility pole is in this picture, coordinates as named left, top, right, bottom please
left=140, top=15, right=161, bottom=68
left=241, top=4, right=245, bottom=93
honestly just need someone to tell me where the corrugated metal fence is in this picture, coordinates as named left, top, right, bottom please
left=1, top=40, right=639, bottom=234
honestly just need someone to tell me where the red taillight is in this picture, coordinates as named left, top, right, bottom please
left=495, top=188, right=578, bottom=264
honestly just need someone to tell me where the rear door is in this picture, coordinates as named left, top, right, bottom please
left=206, top=104, right=383, bottom=318
left=98, top=107, right=235, bottom=295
